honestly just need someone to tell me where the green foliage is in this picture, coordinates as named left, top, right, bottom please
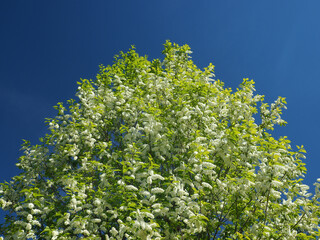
left=1, top=41, right=320, bottom=239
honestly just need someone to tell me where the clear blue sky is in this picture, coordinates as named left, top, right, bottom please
left=1, top=1, right=320, bottom=202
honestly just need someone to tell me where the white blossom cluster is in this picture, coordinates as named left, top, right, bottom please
left=0, top=41, right=319, bottom=239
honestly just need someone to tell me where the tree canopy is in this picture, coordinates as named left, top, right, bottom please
left=1, top=41, right=320, bottom=239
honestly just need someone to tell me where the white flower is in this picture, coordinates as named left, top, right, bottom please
left=31, top=209, right=41, bottom=214
left=93, top=218, right=101, bottom=223
left=195, top=174, right=201, bottom=181
left=126, top=185, right=138, bottom=191
left=117, top=179, right=125, bottom=186
left=143, top=212, right=154, bottom=219
left=202, top=182, right=212, bottom=189
left=27, top=214, right=33, bottom=222
left=149, top=195, right=156, bottom=203
left=26, top=223, right=32, bottom=230
left=152, top=174, right=165, bottom=181
left=152, top=203, right=161, bottom=209
left=271, top=180, right=283, bottom=187
left=32, top=220, right=41, bottom=227
left=93, top=198, right=101, bottom=206
left=151, top=188, right=164, bottom=194
left=270, top=189, right=281, bottom=199
left=202, top=162, right=215, bottom=168
left=15, top=206, right=22, bottom=211
left=52, top=230, right=59, bottom=240
left=140, top=220, right=146, bottom=230
left=110, top=227, right=118, bottom=236
left=141, top=191, right=150, bottom=196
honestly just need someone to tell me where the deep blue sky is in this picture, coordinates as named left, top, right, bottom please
left=1, top=1, right=320, bottom=198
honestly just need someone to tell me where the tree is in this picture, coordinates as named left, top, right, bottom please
left=1, top=41, right=320, bottom=239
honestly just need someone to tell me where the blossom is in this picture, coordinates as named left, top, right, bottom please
left=27, top=214, right=33, bottom=222
left=126, top=185, right=138, bottom=191
left=151, top=188, right=164, bottom=194
left=202, top=182, right=212, bottom=189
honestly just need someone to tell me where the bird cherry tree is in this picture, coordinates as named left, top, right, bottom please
left=1, top=41, right=320, bottom=239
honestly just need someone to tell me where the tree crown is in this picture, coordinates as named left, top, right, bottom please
left=1, top=41, right=320, bottom=239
